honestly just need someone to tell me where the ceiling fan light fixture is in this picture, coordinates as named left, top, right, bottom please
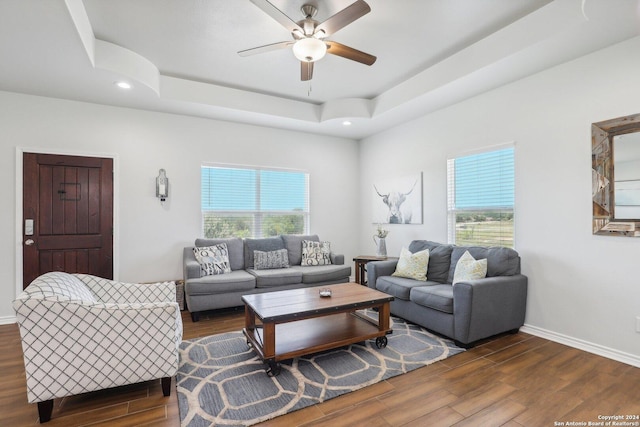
left=313, top=29, right=326, bottom=39
left=292, top=37, right=327, bottom=62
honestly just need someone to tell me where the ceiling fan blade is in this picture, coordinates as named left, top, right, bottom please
left=315, top=0, right=371, bottom=36
left=238, top=41, right=292, bottom=57
left=301, top=61, right=314, bottom=81
left=326, top=41, right=376, bottom=65
left=250, top=0, right=304, bottom=34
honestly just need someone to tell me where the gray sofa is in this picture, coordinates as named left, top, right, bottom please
left=367, top=240, right=527, bottom=347
left=183, top=234, right=351, bottom=321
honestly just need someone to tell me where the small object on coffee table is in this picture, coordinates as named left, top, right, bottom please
left=319, top=288, right=332, bottom=297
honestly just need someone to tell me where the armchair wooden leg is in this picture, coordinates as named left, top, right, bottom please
left=161, top=377, right=172, bottom=397
left=190, top=311, right=200, bottom=322
left=37, top=399, right=53, bottom=423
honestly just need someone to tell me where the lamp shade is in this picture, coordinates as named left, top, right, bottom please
left=292, top=38, right=327, bottom=62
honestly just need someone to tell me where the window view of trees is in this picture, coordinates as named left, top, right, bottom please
left=203, top=215, right=253, bottom=238
left=454, top=210, right=514, bottom=247
left=203, top=213, right=305, bottom=239
left=262, top=213, right=305, bottom=236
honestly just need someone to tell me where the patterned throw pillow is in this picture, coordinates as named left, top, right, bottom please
left=254, top=249, right=290, bottom=270
left=452, top=250, right=488, bottom=284
left=193, top=244, right=232, bottom=276
left=301, top=240, right=332, bottom=266
left=392, top=247, right=430, bottom=281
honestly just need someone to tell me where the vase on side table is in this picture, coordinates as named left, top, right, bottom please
left=373, top=236, right=387, bottom=257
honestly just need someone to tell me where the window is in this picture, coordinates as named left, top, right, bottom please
left=447, top=146, right=515, bottom=248
left=201, top=165, right=309, bottom=238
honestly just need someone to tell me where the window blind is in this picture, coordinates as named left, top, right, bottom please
left=447, top=146, right=515, bottom=248
left=201, top=166, right=309, bottom=238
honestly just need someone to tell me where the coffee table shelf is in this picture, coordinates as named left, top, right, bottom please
left=246, top=312, right=384, bottom=362
left=242, top=283, right=394, bottom=376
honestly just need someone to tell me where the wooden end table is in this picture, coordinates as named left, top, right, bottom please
left=242, top=283, right=394, bottom=376
left=353, top=255, right=398, bottom=285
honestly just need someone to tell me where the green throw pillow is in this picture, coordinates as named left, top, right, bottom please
left=392, top=247, right=430, bottom=281
left=452, top=250, right=487, bottom=284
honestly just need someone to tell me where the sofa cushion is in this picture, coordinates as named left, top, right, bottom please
left=301, top=240, right=332, bottom=266
left=410, top=285, right=454, bottom=314
left=392, top=247, right=429, bottom=281
left=196, top=237, right=244, bottom=271
left=376, top=275, right=439, bottom=301
left=290, top=265, right=351, bottom=284
left=254, top=249, right=290, bottom=270
left=452, top=250, right=488, bottom=284
left=186, top=270, right=256, bottom=295
left=282, top=234, right=320, bottom=265
left=448, top=246, right=521, bottom=283
left=193, top=244, right=232, bottom=276
left=408, top=240, right=453, bottom=284
left=244, top=236, right=285, bottom=269
left=248, top=268, right=303, bottom=288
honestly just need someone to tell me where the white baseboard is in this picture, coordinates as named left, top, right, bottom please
left=521, top=324, right=640, bottom=368
left=0, top=315, right=17, bottom=325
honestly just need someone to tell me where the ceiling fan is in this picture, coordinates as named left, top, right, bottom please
left=239, top=0, right=377, bottom=81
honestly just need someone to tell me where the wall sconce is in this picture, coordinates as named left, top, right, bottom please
left=156, top=169, right=168, bottom=202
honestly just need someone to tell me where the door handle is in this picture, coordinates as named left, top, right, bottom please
left=25, top=239, right=34, bottom=246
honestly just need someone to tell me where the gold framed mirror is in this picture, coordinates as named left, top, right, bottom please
left=592, top=113, right=640, bottom=236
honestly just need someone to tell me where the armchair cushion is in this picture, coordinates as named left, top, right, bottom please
left=19, top=271, right=95, bottom=303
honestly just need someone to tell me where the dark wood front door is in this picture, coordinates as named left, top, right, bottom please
left=23, top=153, right=114, bottom=289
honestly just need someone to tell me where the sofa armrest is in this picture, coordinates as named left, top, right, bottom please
left=453, top=274, right=528, bottom=344
left=183, top=247, right=201, bottom=280
left=330, top=253, right=345, bottom=265
left=366, top=260, right=399, bottom=289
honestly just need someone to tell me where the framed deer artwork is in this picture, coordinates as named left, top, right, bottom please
left=372, top=172, right=423, bottom=224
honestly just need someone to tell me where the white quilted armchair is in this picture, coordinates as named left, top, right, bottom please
left=13, top=272, right=183, bottom=423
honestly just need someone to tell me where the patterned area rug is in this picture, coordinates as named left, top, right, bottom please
left=177, top=312, right=464, bottom=427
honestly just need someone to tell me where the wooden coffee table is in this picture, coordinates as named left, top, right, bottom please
left=242, top=283, right=394, bottom=376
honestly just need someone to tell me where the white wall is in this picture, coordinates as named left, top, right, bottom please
left=0, top=92, right=360, bottom=321
left=359, top=36, right=640, bottom=363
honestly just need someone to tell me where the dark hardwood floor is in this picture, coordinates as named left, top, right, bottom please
left=2, top=307, right=639, bottom=426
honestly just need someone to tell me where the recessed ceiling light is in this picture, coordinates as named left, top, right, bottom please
left=342, top=121, right=352, bottom=126
left=115, top=81, right=132, bottom=90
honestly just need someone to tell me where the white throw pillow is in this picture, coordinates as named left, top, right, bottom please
left=452, top=250, right=488, bottom=284
left=301, top=240, right=332, bottom=266
left=392, top=247, right=430, bottom=281
left=193, top=243, right=232, bottom=276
